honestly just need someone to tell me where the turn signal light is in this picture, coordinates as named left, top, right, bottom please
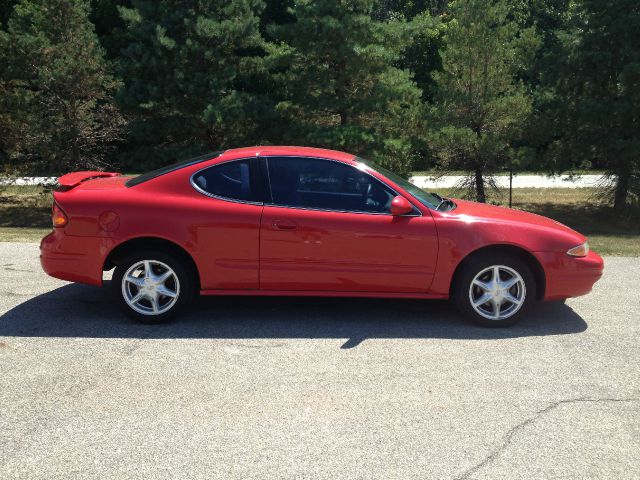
left=52, top=203, right=68, bottom=227
left=567, top=242, right=589, bottom=257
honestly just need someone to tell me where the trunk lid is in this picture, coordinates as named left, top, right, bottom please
left=57, top=171, right=121, bottom=190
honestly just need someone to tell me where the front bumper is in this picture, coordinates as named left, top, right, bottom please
left=40, top=230, right=110, bottom=286
left=535, top=250, right=604, bottom=301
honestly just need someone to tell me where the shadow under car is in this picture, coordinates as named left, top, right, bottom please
left=0, top=283, right=587, bottom=348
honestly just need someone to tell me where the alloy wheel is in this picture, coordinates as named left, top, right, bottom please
left=468, top=265, right=526, bottom=321
left=121, top=259, right=180, bottom=315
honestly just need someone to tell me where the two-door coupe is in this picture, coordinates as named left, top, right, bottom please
left=40, top=146, right=604, bottom=326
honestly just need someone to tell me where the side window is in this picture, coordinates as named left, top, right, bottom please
left=266, top=157, right=396, bottom=213
left=192, top=159, right=253, bottom=201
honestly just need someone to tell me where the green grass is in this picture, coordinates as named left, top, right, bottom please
left=1, top=185, right=638, bottom=255
left=0, top=185, right=53, bottom=242
left=0, top=185, right=53, bottom=223
left=0, top=227, right=51, bottom=242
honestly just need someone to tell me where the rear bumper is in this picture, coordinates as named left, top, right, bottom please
left=40, top=230, right=109, bottom=286
left=536, top=250, right=604, bottom=301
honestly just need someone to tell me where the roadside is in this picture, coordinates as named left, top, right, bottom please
left=410, top=173, right=609, bottom=189
left=0, top=185, right=52, bottom=242
left=1, top=185, right=638, bottom=256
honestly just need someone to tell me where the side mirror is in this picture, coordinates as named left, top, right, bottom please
left=390, top=195, right=414, bottom=216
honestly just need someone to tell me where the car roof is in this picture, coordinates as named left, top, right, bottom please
left=126, top=146, right=360, bottom=188
left=221, top=146, right=357, bottom=164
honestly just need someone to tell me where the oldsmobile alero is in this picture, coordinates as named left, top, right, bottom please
left=40, top=146, right=604, bottom=326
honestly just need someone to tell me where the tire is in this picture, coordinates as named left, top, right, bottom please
left=112, top=250, right=195, bottom=324
left=452, top=253, right=536, bottom=327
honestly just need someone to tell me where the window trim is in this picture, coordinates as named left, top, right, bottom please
left=190, top=157, right=264, bottom=206
left=261, top=155, right=422, bottom=217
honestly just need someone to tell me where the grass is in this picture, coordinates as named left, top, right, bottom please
left=0, top=227, right=51, bottom=242
left=0, top=185, right=638, bottom=256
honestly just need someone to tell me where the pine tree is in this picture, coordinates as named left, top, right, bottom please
left=550, top=0, right=640, bottom=211
left=89, top=0, right=132, bottom=60
left=267, top=0, right=423, bottom=176
left=0, top=0, right=123, bottom=173
left=117, top=0, right=270, bottom=169
left=429, top=0, right=538, bottom=202
left=0, top=1, right=18, bottom=27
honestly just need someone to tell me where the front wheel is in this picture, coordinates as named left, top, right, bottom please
left=112, top=250, right=194, bottom=324
left=453, top=254, right=536, bottom=327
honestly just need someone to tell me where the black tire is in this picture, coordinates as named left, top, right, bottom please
left=452, top=252, right=537, bottom=327
left=112, top=250, right=195, bottom=324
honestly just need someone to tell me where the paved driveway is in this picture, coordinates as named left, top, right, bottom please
left=0, top=243, right=638, bottom=479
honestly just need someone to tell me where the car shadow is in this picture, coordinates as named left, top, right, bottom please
left=0, top=283, right=588, bottom=348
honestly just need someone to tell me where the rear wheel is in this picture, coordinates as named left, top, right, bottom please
left=453, top=253, right=536, bottom=327
left=113, top=250, right=194, bottom=324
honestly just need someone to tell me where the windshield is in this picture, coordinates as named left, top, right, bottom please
left=356, top=157, right=441, bottom=209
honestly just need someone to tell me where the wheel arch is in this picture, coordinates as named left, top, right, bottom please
left=450, top=244, right=546, bottom=300
left=103, top=236, right=201, bottom=290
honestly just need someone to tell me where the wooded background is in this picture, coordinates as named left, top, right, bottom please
left=0, top=0, right=638, bottom=209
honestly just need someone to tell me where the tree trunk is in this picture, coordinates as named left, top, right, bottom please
left=71, top=142, right=80, bottom=168
left=613, top=170, right=629, bottom=212
left=474, top=168, right=486, bottom=203
left=339, top=111, right=348, bottom=126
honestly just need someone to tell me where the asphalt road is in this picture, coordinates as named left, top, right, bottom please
left=0, top=242, right=638, bottom=479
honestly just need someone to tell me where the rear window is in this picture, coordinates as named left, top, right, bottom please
left=125, top=151, right=224, bottom=187
left=192, top=159, right=255, bottom=202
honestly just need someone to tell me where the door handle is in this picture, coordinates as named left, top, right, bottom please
left=272, top=220, right=297, bottom=231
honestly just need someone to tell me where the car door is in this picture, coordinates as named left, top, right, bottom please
left=189, top=157, right=263, bottom=290
left=259, top=156, right=438, bottom=293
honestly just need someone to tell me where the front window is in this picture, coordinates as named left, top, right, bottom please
left=266, top=157, right=396, bottom=213
left=356, top=157, right=442, bottom=210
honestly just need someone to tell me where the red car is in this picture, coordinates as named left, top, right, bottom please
left=40, top=146, right=603, bottom=327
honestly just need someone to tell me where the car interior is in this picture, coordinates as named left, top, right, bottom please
left=267, top=157, right=395, bottom=213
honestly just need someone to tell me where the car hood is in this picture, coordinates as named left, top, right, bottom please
left=447, top=199, right=585, bottom=241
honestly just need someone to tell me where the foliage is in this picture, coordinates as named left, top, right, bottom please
left=0, top=0, right=637, bottom=213
left=115, top=0, right=271, bottom=170
left=0, top=0, right=123, bottom=174
left=266, top=0, right=425, bottom=176
left=428, top=0, right=539, bottom=202
left=543, top=0, right=640, bottom=211
left=0, top=0, right=18, bottom=27
left=89, top=0, right=131, bottom=59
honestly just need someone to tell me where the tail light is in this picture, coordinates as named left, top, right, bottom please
left=52, top=203, right=68, bottom=227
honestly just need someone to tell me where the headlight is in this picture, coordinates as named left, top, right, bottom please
left=567, top=241, right=589, bottom=257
